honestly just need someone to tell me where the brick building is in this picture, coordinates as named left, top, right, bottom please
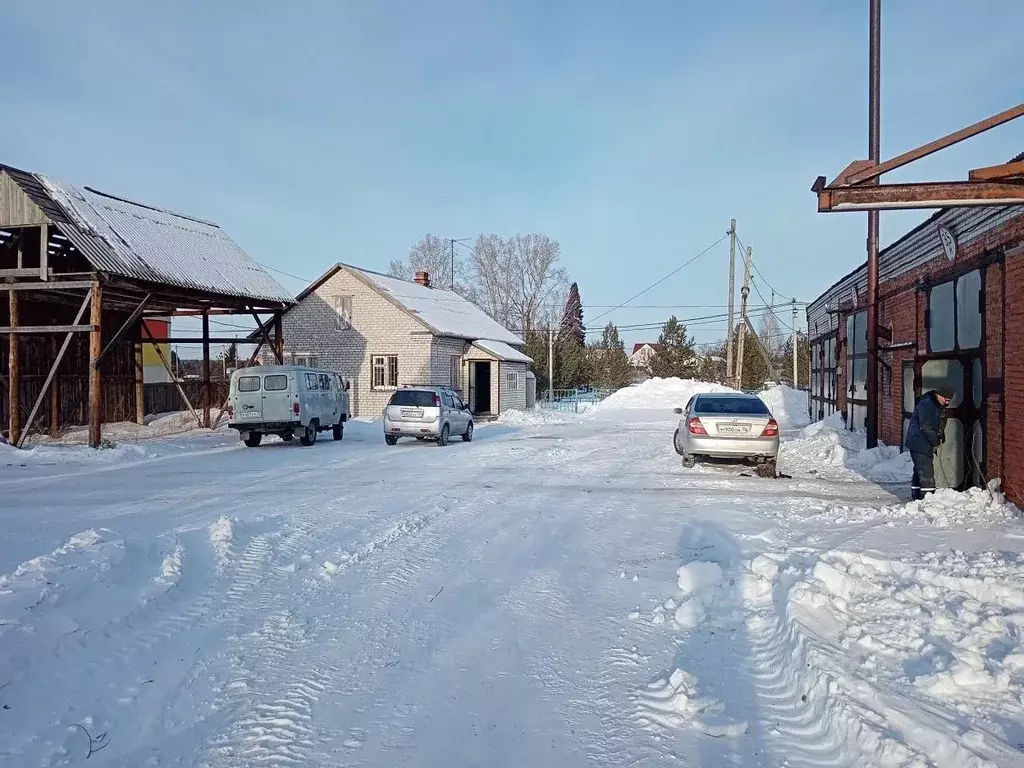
left=807, top=203, right=1024, bottom=502
left=263, top=264, right=531, bottom=418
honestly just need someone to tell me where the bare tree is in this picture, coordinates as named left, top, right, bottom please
left=388, top=234, right=473, bottom=295
left=758, top=307, right=782, bottom=358
left=469, top=233, right=568, bottom=332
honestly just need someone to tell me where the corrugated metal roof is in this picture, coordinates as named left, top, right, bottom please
left=807, top=204, right=1024, bottom=336
left=0, top=163, right=290, bottom=304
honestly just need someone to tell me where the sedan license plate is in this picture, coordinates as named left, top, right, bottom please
left=240, top=411, right=262, bottom=419
left=717, top=424, right=750, bottom=435
left=401, top=409, right=424, bottom=418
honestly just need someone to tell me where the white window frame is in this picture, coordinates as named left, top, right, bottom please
left=291, top=352, right=319, bottom=367
left=334, top=295, right=353, bottom=330
left=372, top=355, right=399, bottom=390
left=505, top=370, right=520, bottom=392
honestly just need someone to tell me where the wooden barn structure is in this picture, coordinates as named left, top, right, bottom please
left=0, top=163, right=292, bottom=448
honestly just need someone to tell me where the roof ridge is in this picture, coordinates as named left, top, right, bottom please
left=341, top=262, right=462, bottom=297
left=82, top=185, right=219, bottom=227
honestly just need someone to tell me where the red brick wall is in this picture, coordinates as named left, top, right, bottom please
left=832, top=212, right=1024, bottom=505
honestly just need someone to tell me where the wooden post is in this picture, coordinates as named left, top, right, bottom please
left=49, top=335, right=60, bottom=437
left=8, top=291, right=20, bottom=445
left=135, top=339, right=145, bottom=425
left=88, top=282, right=103, bottom=448
left=39, top=223, right=48, bottom=281
left=273, top=311, right=284, bottom=364
left=202, top=311, right=211, bottom=428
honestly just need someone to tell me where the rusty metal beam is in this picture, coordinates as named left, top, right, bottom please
left=140, top=336, right=262, bottom=344
left=843, top=102, right=1024, bottom=186
left=969, top=159, right=1024, bottom=181
left=818, top=181, right=1024, bottom=212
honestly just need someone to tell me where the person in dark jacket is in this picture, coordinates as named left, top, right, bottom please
left=905, top=387, right=953, bottom=500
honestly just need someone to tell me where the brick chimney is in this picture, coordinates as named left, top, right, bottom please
left=414, top=271, right=431, bottom=288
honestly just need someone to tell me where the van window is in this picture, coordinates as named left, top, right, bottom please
left=264, top=374, right=288, bottom=391
left=305, top=373, right=319, bottom=390
left=319, top=374, right=331, bottom=390
left=389, top=390, right=437, bottom=407
left=237, top=375, right=261, bottom=393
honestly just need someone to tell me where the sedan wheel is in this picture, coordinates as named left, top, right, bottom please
left=682, top=454, right=697, bottom=468
left=672, top=428, right=685, bottom=456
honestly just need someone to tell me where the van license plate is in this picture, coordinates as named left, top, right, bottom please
left=718, top=424, right=749, bottom=435
left=240, top=411, right=261, bottom=419
left=401, top=409, right=423, bottom=418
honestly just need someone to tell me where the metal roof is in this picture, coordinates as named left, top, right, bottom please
left=1, top=163, right=291, bottom=304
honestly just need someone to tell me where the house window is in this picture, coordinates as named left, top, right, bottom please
left=505, top=370, right=520, bottom=391
left=334, top=295, right=353, bottom=330
left=372, top=355, right=399, bottom=389
left=450, top=355, right=461, bottom=389
left=291, top=352, right=319, bottom=367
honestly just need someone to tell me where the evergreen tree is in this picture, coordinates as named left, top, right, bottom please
left=591, top=323, right=633, bottom=389
left=555, top=334, right=590, bottom=389
left=560, top=283, right=585, bottom=346
left=648, top=316, right=699, bottom=379
left=524, top=329, right=551, bottom=393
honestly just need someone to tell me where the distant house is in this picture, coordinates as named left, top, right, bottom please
left=263, top=265, right=532, bottom=418
left=629, top=343, right=660, bottom=370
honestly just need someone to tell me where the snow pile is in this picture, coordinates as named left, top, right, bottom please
left=757, top=385, right=809, bottom=430
left=0, top=440, right=148, bottom=467
left=883, top=482, right=1018, bottom=526
left=30, top=410, right=225, bottom=447
left=208, top=516, right=234, bottom=563
left=495, top=408, right=572, bottom=426
left=593, top=378, right=732, bottom=412
left=636, top=667, right=747, bottom=737
left=781, top=412, right=912, bottom=483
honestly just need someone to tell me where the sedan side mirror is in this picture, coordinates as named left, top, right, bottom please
left=673, top=407, right=683, bottom=415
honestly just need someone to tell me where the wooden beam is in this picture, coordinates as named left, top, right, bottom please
left=202, top=312, right=211, bottom=428
left=141, top=321, right=204, bottom=430
left=49, top=336, right=60, bottom=438
left=88, top=283, right=103, bottom=447
left=968, top=159, right=1024, bottom=181
left=8, top=291, right=20, bottom=445
left=94, top=292, right=151, bottom=369
left=17, top=292, right=92, bottom=448
left=251, top=310, right=278, bottom=364
left=844, top=102, right=1024, bottom=186
left=38, top=223, right=48, bottom=281
left=0, top=279, right=94, bottom=292
left=0, top=325, right=94, bottom=334
left=818, top=180, right=1024, bottom=212
left=0, top=268, right=55, bottom=278
left=135, top=341, right=145, bottom=425
left=273, top=311, right=284, bottom=364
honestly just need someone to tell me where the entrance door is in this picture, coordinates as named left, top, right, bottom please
left=472, top=361, right=491, bottom=414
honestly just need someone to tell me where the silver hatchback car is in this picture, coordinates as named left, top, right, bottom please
left=673, top=392, right=779, bottom=471
left=383, top=386, right=474, bottom=446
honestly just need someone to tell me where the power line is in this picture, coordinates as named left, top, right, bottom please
left=257, top=261, right=313, bottom=284
left=588, top=232, right=730, bottom=324
left=733, top=232, right=791, bottom=302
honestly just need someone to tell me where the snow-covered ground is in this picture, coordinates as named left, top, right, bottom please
left=2, top=384, right=1023, bottom=767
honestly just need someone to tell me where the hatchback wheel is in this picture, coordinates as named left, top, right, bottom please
left=385, top=434, right=398, bottom=446
left=437, top=424, right=450, bottom=447
left=462, top=421, right=474, bottom=442
left=333, top=422, right=343, bottom=441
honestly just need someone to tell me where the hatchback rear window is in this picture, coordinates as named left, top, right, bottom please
left=237, top=375, right=260, bottom=393
left=264, top=374, right=288, bottom=391
left=389, top=390, right=437, bottom=407
left=695, top=396, right=769, bottom=415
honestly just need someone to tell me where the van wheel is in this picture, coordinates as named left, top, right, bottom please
left=300, top=423, right=317, bottom=446
left=333, top=422, right=343, bottom=441
left=385, top=435, right=398, bottom=446
left=462, top=422, right=474, bottom=442
left=243, top=433, right=262, bottom=448
left=437, top=424, right=450, bottom=447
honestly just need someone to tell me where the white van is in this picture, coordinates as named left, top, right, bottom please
left=228, top=365, right=350, bottom=447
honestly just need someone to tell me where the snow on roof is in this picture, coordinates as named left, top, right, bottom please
left=35, top=175, right=291, bottom=303
left=472, top=339, right=532, bottom=363
left=354, top=267, right=523, bottom=345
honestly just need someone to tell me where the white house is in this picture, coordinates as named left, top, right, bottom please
left=263, top=264, right=532, bottom=418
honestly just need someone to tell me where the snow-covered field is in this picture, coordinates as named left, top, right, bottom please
left=2, top=384, right=1023, bottom=766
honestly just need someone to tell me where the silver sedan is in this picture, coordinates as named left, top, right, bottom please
left=673, top=392, right=780, bottom=471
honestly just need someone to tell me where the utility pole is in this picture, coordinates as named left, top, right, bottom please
left=735, top=245, right=752, bottom=390
left=725, top=219, right=737, bottom=381
left=865, top=0, right=881, bottom=447
left=548, top=325, right=554, bottom=401
left=792, top=299, right=798, bottom=387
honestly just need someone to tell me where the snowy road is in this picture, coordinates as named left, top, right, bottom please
left=3, top=402, right=1024, bottom=766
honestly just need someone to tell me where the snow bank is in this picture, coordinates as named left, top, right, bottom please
left=757, top=385, right=809, bottom=430
left=781, top=412, right=913, bottom=483
left=593, top=378, right=732, bottom=412
left=0, top=440, right=148, bottom=467
left=495, top=408, right=572, bottom=427
left=30, top=410, right=224, bottom=447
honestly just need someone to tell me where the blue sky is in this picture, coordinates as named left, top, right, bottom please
left=3, top=1, right=1022, bottom=347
